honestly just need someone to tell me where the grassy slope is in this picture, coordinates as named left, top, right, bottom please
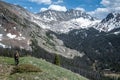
left=0, top=56, right=88, bottom=80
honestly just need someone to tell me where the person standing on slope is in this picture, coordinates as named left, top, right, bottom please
left=14, top=51, right=19, bottom=66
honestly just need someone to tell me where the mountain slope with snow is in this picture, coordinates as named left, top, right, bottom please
left=95, top=13, right=120, bottom=32
left=37, top=9, right=95, bottom=21
left=34, top=9, right=100, bottom=33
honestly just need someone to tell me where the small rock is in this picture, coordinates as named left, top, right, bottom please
left=34, top=76, right=39, bottom=80
left=0, top=64, right=2, bottom=67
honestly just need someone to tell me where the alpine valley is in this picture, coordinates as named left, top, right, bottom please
left=0, top=1, right=120, bottom=80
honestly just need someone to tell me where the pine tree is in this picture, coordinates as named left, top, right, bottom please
left=54, top=54, right=60, bottom=66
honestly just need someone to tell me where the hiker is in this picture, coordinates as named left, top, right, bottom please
left=14, top=51, right=19, bottom=66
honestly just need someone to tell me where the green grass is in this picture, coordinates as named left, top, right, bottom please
left=0, top=56, right=88, bottom=80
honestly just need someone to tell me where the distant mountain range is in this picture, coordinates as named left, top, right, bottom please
left=35, top=9, right=100, bottom=33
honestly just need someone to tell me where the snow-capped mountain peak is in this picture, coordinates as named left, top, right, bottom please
left=33, top=9, right=100, bottom=33
left=95, top=12, right=120, bottom=32
left=37, top=9, right=95, bottom=21
left=101, top=12, right=120, bottom=23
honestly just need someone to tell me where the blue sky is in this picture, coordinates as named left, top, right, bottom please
left=4, top=0, right=102, bottom=12
left=3, top=0, right=120, bottom=19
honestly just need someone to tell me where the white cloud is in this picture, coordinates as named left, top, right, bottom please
left=54, top=0, right=63, bottom=4
left=48, top=5, right=67, bottom=11
left=101, top=0, right=120, bottom=7
left=101, top=0, right=111, bottom=7
left=114, top=7, right=120, bottom=11
left=101, top=0, right=120, bottom=11
left=40, top=8, right=48, bottom=12
left=40, top=5, right=67, bottom=12
left=24, top=6, right=27, bottom=9
left=13, top=3, right=18, bottom=5
left=29, top=0, right=52, bottom=5
left=30, top=7, right=33, bottom=9
left=75, top=7, right=85, bottom=12
left=88, top=0, right=120, bottom=19
left=88, top=8, right=109, bottom=19
left=34, top=12, right=37, bottom=14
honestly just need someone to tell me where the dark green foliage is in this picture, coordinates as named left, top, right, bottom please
left=102, top=76, right=120, bottom=80
left=30, top=38, right=38, bottom=51
left=54, top=54, right=60, bottom=66
left=0, top=47, right=30, bottom=57
left=102, top=77, right=113, bottom=80
left=30, top=33, right=40, bottom=54
left=46, top=39, right=55, bottom=46
left=44, top=31, right=55, bottom=46
left=46, top=32, right=54, bottom=40
left=109, top=62, right=120, bottom=72
left=11, top=64, right=42, bottom=74
left=57, top=28, right=120, bottom=72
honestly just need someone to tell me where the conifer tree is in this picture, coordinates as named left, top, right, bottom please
left=54, top=54, right=60, bottom=66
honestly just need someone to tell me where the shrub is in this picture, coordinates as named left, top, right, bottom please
left=11, top=64, right=42, bottom=74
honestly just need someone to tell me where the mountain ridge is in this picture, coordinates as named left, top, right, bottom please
left=35, top=9, right=100, bottom=33
left=37, top=9, right=96, bottom=21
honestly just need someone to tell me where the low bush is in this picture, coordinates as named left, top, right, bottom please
left=11, top=64, right=42, bottom=74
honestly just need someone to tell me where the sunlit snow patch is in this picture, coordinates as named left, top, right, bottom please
left=13, top=27, right=16, bottom=30
left=7, top=33, right=16, bottom=39
left=0, top=34, right=3, bottom=38
left=0, top=34, right=3, bottom=41
left=15, top=36, right=26, bottom=40
left=4, top=29, right=7, bottom=31
left=71, top=18, right=100, bottom=28
left=0, top=43, right=6, bottom=48
left=114, top=31, right=120, bottom=35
